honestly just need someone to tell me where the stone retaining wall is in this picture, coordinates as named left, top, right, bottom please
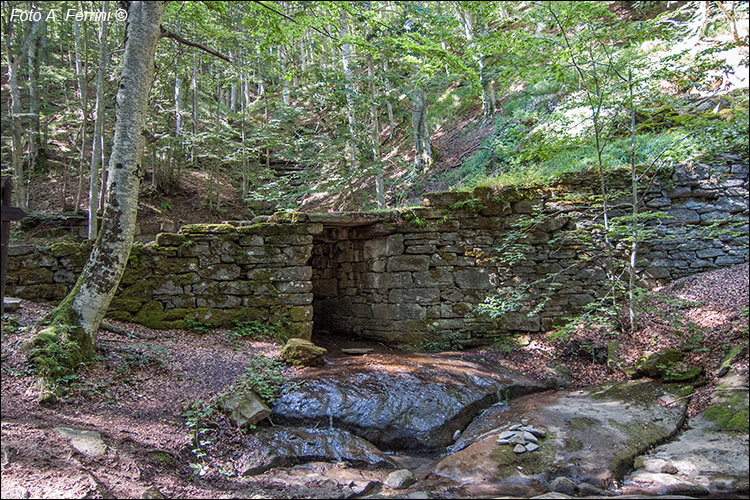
left=6, top=162, right=748, bottom=346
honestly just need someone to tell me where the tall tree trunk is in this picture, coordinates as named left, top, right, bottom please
left=28, top=15, right=45, bottom=207
left=627, top=68, right=638, bottom=332
left=191, top=54, right=199, bottom=166
left=73, top=16, right=89, bottom=215
left=383, top=60, right=396, bottom=141
left=2, top=16, right=36, bottom=210
left=368, top=54, right=385, bottom=209
left=39, top=2, right=166, bottom=401
left=455, top=5, right=496, bottom=117
left=280, top=46, right=291, bottom=106
left=89, top=1, right=111, bottom=240
left=241, top=75, right=248, bottom=201
left=412, top=86, right=432, bottom=172
left=340, top=10, right=359, bottom=171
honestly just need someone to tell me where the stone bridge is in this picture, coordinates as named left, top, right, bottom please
left=7, top=162, right=748, bottom=346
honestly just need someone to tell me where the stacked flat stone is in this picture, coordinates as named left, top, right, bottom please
left=496, top=421, right=547, bottom=454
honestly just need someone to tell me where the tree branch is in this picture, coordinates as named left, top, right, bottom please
left=252, top=1, right=338, bottom=41
left=160, top=28, right=231, bottom=62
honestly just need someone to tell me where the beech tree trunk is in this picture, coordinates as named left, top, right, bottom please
left=28, top=15, right=45, bottom=203
left=89, top=1, right=111, bottom=240
left=456, top=5, right=496, bottom=117
left=368, top=54, right=385, bottom=209
left=40, top=2, right=166, bottom=396
left=340, top=10, right=359, bottom=171
left=3, top=16, right=36, bottom=210
left=412, top=86, right=432, bottom=172
left=73, top=16, right=89, bottom=215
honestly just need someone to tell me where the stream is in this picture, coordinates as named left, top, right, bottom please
left=237, top=343, right=749, bottom=499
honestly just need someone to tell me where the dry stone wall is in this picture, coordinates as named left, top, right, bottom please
left=7, top=222, right=321, bottom=340
left=6, top=161, right=748, bottom=346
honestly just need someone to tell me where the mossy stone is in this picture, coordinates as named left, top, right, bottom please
left=50, top=241, right=81, bottom=257
left=134, top=302, right=166, bottom=329
left=280, top=338, right=327, bottom=367
left=155, top=232, right=190, bottom=247
left=703, top=392, right=750, bottom=432
left=635, top=349, right=683, bottom=378
left=180, top=223, right=237, bottom=234
left=109, top=297, right=145, bottom=313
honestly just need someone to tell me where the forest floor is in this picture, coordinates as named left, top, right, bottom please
left=1, top=263, right=748, bottom=499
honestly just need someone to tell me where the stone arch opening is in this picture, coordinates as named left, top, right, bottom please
left=308, top=214, right=396, bottom=348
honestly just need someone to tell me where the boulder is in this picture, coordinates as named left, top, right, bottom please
left=431, top=380, right=690, bottom=497
left=238, top=426, right=395, bottom=475
left=54, top=427, right=107, bottom=457
left=220, top=390, right=270, bottom=429
left=280, top=338, right=327, bottom=367
left=622, top=372, right=749, bottom=497
left=385, top=469, right=417, bottom=489
left=272, top=352, right=547, bottom=450
left=634, top=349, right=700, bottom=380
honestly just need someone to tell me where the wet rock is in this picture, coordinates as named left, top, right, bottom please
left=280, top=338, right=327, bottom=367
left=550, top=476, right=575, bottom=494
left=54, top=427, right=107, bottom=457
left=341, top=480, right=379, bottom=498
left=623, top=373, right=749, bottom=497
left=385, top=469, right=416, bottom=489
left=432, top=380, right=689, bottom=497
left=220, top=390, right=270, bottom=429
left=341, top=347, right=374, bottom=355
left=271, top=353, right=545, bottom=449
left=575, top=481, right=606, bottom=496
left=239, top=427, right=395, bottom=475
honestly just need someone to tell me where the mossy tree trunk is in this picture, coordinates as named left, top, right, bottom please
left=34, top=1, right=166, bottom=401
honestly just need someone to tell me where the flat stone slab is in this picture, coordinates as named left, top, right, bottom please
left=54, top=427, right=107, bottom=457
left=431, top=380, right=690, bottom=497
left=340, top=348, right=375, bottom=355
left=307, top=212, right=396, bottom=227
left=3, top=297, right=21, bottom=311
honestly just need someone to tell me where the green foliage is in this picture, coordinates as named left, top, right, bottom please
left=402, top=209, right=427, bottom=227
left=398, top=331, right=463, bottom=353
left=226, top=320, right=286, bottom=347
left=184, top=317, right=213, bottom=335
left=228, top=355, right=292, bottom=404
left=181, top=399, right=216, bottom=475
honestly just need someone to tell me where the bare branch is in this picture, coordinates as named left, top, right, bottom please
left=160, top=28, right=231, bottom=62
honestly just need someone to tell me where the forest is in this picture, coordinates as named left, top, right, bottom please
left=1, top=1, right=749, bottom=499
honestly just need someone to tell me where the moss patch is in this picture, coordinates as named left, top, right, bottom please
left=180, top=223, right=237, bottom=234
left=609, top=419, right=673, bottom=480
left=703, top=392, right=750, bottom=432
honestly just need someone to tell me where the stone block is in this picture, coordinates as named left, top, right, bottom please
left=455, top=269, right=493, bottom=289
left=387, top=255, right=430, bottom=272
left=288, top=321, right=313, bottom=339
left=278, top=293, right=313, bottom=305
left=220, top=391, right=270, bottom=428
left=200, top=263, right=241, bottom=281
left=197, top=295, right=241, bottom=309
left=271, top=266, right=313, bottom=282
left=389, top=288, right=440, bottom=304
left=388, top=303, right=425, bottom=320
left=276, top=281, right=312, bottom=294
